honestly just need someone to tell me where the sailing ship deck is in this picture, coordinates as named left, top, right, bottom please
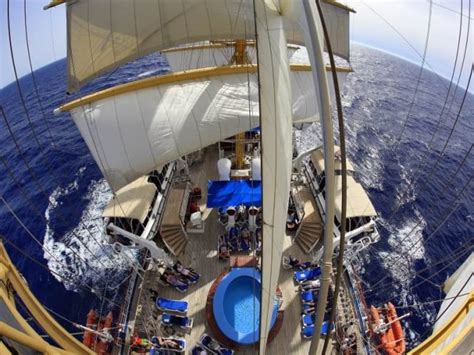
left=132, top=146, right=332, bottom=354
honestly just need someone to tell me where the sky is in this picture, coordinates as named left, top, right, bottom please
left=0, top=0, right=472, bottom=90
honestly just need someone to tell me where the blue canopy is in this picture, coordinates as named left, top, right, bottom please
left=207, top=180, right=262, bottom=208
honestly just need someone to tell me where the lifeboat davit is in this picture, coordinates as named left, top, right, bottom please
left=369, top=303, right=406, bottom=354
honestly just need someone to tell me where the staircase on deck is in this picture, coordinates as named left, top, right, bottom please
left=292, top=184, right=323, bottom=254
left=159, top=185, right=189, bottom=256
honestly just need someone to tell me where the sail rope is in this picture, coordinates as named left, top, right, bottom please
left=366, top=141, right=472, bottom=278
left=22, top=0, right=56, bottom=148
left=392, top=0, right=433, bottom=152
left=396, top=292, right=471, bottom=309
left=364, top=239, right=472, bottom=297
left=5, top=4, right=119, bottom=272
left=368, top=66, right=473, bottom=279
left=0, top=150, right=106, bottom=281
left=0, top=233, right=121, bottom=309
left=5, top=0, right=115, bottom=265
left=418, top=273, right=473, bottom=339
left=365, top=176, right=472, bottom=293
left=387, top=0, right=471, bottom=224
left=359, top=0, right=450, bottom=90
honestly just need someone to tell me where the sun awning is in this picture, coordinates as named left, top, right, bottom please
left=207, top=180, right=262, bottom=208
left=310, top=146, right=354, bottom=174
left=102, top=176, right=156, bottom=223
left=335, top=176, right=377, bottom=219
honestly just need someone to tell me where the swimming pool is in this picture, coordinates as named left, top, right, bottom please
left=212, top=267, right=278, bottom=345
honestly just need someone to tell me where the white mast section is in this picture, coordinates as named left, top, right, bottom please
left=282, top=0, right=336, bottom=352
left=301, top=1, right=336, bottom=353
left=255, top=1, right=293, bottom=353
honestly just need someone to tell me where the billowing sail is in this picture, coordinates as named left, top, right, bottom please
left=65, top=0, right=352, bottom=91
left=254, top=1, right=293, bottom=353
left=58, top=64, right=345, bottom=191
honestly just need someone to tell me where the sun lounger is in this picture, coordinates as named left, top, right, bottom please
left=301, top=313, right=315, bottom=327
left=191, top=344, right=214, bottom=354
left=150, top=336, right=186, bottom=354
left=200, top=333, right=234, bottom=355
left=159, top=273, right=189, bottom=293
left=300, top=290, right=318, bottom=304
left=293, top=267, right=321, bottom=284
left=302, top=303, right=316, bottom=314
left=173, top=261, right=200, bottom=284
left=160, top=313, right=194, bottom=334
left=155, top=297, right=188, bottom=314
left=301, top=321, right=333, bottom=339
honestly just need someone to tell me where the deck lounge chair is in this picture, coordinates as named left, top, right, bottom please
left=191, top=344, right=214, bottom=354
left=159, top=273, right=189, bottom=293
left=173, top=261, right=200, bottom=284
left=301, top=313, right=315, bottom=327
left=300, top=290, right=318, bottom=304
left=200, top=333, right=234, bottom=355
left=293, top=267, right=321, bottom=284
left=150, top=336, right=186, bottom=354
left=155, top=297, right=188, bottom=314
left=302, top=303, right=316, bottom=314
left=301, top=321, right=332, bottom=339
left=160, top=313, right=194, bottom=334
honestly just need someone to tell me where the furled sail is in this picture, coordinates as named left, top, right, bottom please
left=65, top=0, right=352, bottom=91
left=254, top=1, right=293, bottom=353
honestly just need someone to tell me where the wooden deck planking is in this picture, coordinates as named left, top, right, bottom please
left=294, top=184, right=322, bottom=224
left=134, top=146, right=329, bottom=354
left=161, top=188, right=186, bottom=226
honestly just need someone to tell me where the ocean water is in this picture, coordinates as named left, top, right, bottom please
left=0, top=44, right=472, bottom=348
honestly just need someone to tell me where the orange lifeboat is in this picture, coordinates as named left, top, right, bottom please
left=387, top=302, right=406, bottom=354
left=95, top=312, right=113, bottom=355
left=83, top=309, right=97, bottom=348
left=368, top=303, right=406, bottom=354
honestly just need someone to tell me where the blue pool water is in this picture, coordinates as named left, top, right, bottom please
left=224, top=276, right=261, bottom=334
left=213, top=268, right=278, bottom=345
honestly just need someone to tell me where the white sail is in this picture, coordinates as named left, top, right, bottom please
left=255, top=1, right=293, bottom=353
left=58, top=64, right=345, bottom=191
left=66, top=0, right=352, bottom=91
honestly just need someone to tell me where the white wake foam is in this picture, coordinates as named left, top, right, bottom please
left=43, top=169, right=137, bottom=292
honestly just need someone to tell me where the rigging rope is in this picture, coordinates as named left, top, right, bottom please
left=5, top=0, right=117, bottom=267
left=22, top=0, right=55, bottom=148
left=365, top=240, right=472, bottom=296
left=0, top=105, right=112, bottom=271
left=419, top=273, right=473, bottom=340
left=387, top=0, right=471, bottom=225
left=368, top=65, right=473, bottom=284
left=393, top=0, right=433, bottom=151
left=366, top=177, right=471, bottom=292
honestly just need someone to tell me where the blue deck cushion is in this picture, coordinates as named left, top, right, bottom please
left=301, top=321, right=333, bottom=338
left=300, top=291, right=317, bottom=303
left=161, top=313, right=190, bottom=327
left=207, top=180, right=262, bottom=208
left=293, top=267, right=321, bottom=283
left=155, top=297, right=188, bottom=314
left=301, top=314, right=315, bottom=327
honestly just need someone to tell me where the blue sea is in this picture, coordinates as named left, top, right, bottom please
left=0, top=44, right=472, bottom=349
